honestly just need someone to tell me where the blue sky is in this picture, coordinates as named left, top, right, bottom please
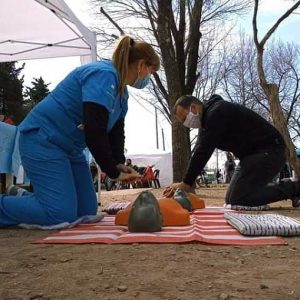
left=238, top=0, right=300, bottom=43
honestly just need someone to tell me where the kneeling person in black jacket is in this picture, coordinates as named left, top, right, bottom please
left=164, top=94, right=300, bottom=209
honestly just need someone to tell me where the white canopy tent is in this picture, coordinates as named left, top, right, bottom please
left=0, top=0, right=97, bottom=63
left=0, top=0, right=100, bottom=198
left=127, top=151, right=173, bottom=187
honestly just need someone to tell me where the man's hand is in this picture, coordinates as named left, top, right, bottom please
left=163, top=181, right=194, bottom=198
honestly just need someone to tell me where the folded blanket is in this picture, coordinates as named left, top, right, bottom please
left=18, top=214, right=104, bottom=230
left=103, top=202, right=131, bottom=215
left=224, top=212, right=300, bottom=236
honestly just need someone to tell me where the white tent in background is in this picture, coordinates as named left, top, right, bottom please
left=0, top=0, right=97, bottom=63
left=127, top=151, right=173, bottom=187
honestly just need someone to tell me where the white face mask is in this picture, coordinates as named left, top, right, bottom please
left=183, top=107, right=201, bottom=128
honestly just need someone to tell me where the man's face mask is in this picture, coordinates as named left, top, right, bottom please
left=132, top=67, right=151, bottom=89
left=183, top=106, right=201, bottom=128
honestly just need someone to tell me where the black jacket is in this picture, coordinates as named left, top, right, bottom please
left=183, top=95, right=285, bottom=186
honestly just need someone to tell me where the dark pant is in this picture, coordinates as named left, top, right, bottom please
left=225, top=147, right=296, bottom=206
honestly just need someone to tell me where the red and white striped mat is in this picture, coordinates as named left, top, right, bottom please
left=35, top=207, right=286, bottom=245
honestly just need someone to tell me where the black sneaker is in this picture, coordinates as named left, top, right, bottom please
left=291, top=181, right=300, bottom=208
left=292, top=197, right=300, bottom=208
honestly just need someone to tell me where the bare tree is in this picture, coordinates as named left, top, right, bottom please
left=91, top=0, right=250, bottom=181
left=220, top=30, right=300, bottom=147
left=221, top=32, right=270, bottom=119
left=223, top=35, right=261, bottom=99
left=267, top=41, right=300, bottom=144
left=194, top=22, right=233, bottom=100
left=252, top=0, right=300, bottom=176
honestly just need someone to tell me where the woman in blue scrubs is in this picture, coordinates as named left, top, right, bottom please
left=0, top=36, right=160, bottom=226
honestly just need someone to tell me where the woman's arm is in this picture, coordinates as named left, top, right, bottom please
left=108, top=118, right=125, bottom=165
left=83, top=101, right=120, bottom=179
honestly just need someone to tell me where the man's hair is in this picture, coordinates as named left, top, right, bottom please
left=174, top=95, right=202, bottom=114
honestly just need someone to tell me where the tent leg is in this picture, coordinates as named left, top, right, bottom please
left=97, top=165, right=101, bottom=208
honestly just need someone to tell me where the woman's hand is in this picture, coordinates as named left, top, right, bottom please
left=117, top=164, right=139, bottom=175
left=116, top=171, right=142, bottom=183
left=163, top=182, right=194, bottom=198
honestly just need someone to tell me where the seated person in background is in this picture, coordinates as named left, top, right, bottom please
left=125, top=158, right=141, bottom=175
left=0, top=113, right=14, bottom=125
left=216, top=169, right=222, bottom=184
left=224, top=152, right=236, bottom=183
left=197, top=169, right=208, bottom=187
left=143, top=165, right=155, bottom=180
left=136, top=166, right=146, bottom=175
left=4, top=115, right=14, bottom=125
left=140, top=165, right=155, bottom=187
left=125, top=158, right=133, bottom=168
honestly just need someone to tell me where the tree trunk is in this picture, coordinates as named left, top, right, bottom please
left=171, top=118, right=191, bottom=182
left=263, top=83, right=300, bottom=177
left=156, top=0, right=191, bottom=181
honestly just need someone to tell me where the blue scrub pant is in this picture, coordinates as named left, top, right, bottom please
left=0, top=129, right=98, bottom=226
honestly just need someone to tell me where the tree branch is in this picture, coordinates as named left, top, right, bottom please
left=186, top=0, right=203, bottom=94
left=153, top=72, right=169, bottom=102
left=142, top=0, right=159, bottom=41
left=260, top=0, right=300, bottom=47
left=252, top=0, right=259, bottom=49
left=100, top=7, right=125, bottom=35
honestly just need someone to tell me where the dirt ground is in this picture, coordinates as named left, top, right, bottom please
left=1, top=186, right=300, bottom=300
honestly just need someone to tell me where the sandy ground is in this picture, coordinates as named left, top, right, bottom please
left=1, top=186, right=300, bottom=300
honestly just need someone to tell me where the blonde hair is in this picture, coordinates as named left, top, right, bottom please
left=112, top=35, right=160, bottom=94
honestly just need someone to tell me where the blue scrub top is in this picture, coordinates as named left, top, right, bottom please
left=19, top=60, right=129, bottom=154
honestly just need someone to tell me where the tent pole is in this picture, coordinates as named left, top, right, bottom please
left=97, top=164, right=101, bottom=208
left=162, top=128, right=165, bottom=151
left=155, top=107, right=159, bottom=149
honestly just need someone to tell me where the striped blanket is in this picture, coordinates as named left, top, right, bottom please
left=35, top=207, right=286, bottom=245
left=225, top=212, right=300, bottom=236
